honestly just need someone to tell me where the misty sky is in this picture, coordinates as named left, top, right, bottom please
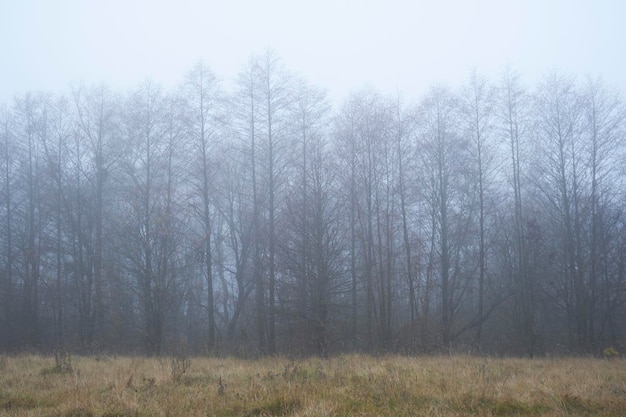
left=1, top=0, right=624, bottom=104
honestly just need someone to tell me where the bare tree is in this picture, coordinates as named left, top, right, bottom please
left=581, top=78, right=625, bottom=348
left=459, top=70, right=497, bottom=351
left=39, top=95, right=73, bottom=346
left=117, top=81, right=183, bottom=354
left=416, top=86, right=475, bottom=350
left=0, top=105, right=16, bottom=349
left=229, top=57, right=267, bottom=353
left=279, top=79, right=339, bottom=355
left=335, top=89, right=398, bottom=350
left=181, top=63, right=223, bottom=351
left=334, top=97, right=361, bottom=345
left=496, top=67, right=543, bottom=356
left=534, top=73, right=588, bottom=351
left=253, top=50, right=294, bottom=354
left=72, top=84, right=120, bottom=349
left=11, top=94, right=47, bottom=347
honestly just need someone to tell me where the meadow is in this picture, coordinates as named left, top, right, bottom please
left=0, top=353, right=624, bottom=416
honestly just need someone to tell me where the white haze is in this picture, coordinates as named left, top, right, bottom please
left=1, top=0, right=624, bottom=103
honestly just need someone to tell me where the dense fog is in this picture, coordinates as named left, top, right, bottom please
left=1, top=50, right=625, bottom=356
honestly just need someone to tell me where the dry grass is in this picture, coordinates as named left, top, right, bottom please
left=0, top=353, right=624, bottom=416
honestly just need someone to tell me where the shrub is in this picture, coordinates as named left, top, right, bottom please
left=603, top=346, right=619, bottom=359
left=170, top=355, right=191, bottom=383
left=42, top=349, right=73, bottom=375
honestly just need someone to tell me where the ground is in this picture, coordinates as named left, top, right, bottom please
left=0, top=354, right=625, bottom=416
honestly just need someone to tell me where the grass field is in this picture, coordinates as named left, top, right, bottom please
left=0, top=353, right=624, bottom=416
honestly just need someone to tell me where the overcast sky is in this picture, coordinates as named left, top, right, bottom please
left=1, top=0, right=624, bottom=104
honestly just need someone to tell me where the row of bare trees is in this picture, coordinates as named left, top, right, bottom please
left=1, top=52, right=625, bottom=356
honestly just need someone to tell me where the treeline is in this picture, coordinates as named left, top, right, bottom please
left=1, top=50, right=625, bottom=357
